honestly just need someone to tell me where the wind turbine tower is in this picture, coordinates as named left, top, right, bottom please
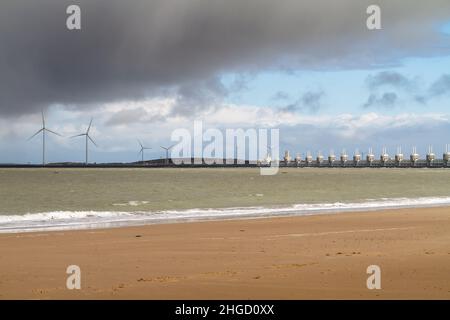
left=28, top=110, right=61, bottom=166
left=138, top=140, right=152, bottom=164
left=71, top=118, right=97, bottom=165
left=160, top=145, right=175, bottom=165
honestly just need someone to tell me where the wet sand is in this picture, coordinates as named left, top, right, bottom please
left=0, top=207, right=449, bottom=299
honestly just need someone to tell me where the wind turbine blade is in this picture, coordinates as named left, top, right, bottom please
left=138, top=140, right=143, bottom=148
left=41, top=110, right=45, bottom=128
left=45, top=128, right=62, bottom=136
left=27, top=128, right=43, bottom=141
left=70, top=133, right=85, bottom=138
left=160, top=146, right=167, bottom=150
left=88, top=135, right=98, bottom=147
left=168, top=144, right=176, bottom=150
left=87, top=118, right=93, bottom=134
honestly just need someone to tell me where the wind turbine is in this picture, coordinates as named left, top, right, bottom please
left=70, top=118, right=97, bottom=165
left=138, top=140, right=151, bottom=164
left=160, top=144, right=175, bottom=165
left=28, top=110, right=61, bottom=166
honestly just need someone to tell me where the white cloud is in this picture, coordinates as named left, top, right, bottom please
left=1, top=101, right=449, bottom=163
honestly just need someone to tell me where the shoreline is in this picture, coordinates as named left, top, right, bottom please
left=0, top=206, right=449, bottom=299
left=2, top=196, right=450, bottom=234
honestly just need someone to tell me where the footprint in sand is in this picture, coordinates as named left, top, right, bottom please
left=137, top=276, right=185, bottom=283
left=270, top=262, right=318, bottom=269
left=32, top=288, right=49, bottom=295
left=335, top=251, right=361, bottom=256
left=201, top=270, right=238, bottom=277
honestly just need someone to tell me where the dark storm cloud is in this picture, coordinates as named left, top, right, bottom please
left=364, top=71, right=424, bottom=107
left=1, top=0, right=450, bottom=116
left=282, top=90, right=325, bottom=113
left=366, top=71, right=415, bottom=90
left=170, top=78, right=227, bottom=117
left=363, top=92, right=398, bottom=108
left=417, top=74, right=450, bottom=104
left=226, top=73, right=255, bottom=93
left=301, top=91, right=325, bottom=113
left=271, top=91, right=290, bottom=101
left=414, top=95, right=428, bottom=105
left=429, top=74, right=450, bottom=97
left=105, top=108, right=164, bottom=126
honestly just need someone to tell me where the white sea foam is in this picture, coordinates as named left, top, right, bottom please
left=1, top=196, right=450, bottom=233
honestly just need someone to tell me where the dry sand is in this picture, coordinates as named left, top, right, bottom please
left=0, top=207, right=449, bottom=299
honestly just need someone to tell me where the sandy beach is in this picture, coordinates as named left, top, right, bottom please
left=0, top=206, right=449, bottom=300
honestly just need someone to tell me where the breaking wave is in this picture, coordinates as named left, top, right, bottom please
left=1, top=196, right=450, bottom=233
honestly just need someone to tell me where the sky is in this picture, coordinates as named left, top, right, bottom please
left=0, top=0, right=450, bottom=163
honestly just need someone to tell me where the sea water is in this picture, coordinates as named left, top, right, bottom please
left=1, top=168, right=450, bottom=233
